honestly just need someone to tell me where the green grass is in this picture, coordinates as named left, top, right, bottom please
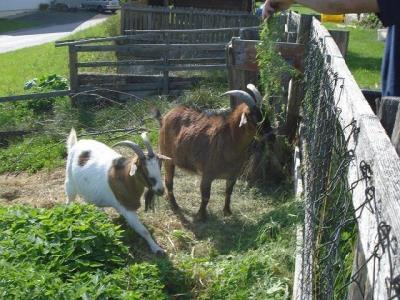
left=0, top=183, right=298, bottom=299
left=0, top=18, right=40, bottom=33
left=324, top=23, right=384, bottom=89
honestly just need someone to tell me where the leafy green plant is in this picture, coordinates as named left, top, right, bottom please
left=358, top=13, right=383, bottom=29
left=0, top=204, right=169, bottom=299
left=0, top=204, right=129, bottom=273
left=22, top=74, right=69, bottom=113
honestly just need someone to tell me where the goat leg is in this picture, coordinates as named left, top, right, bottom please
left=196, top=177, right=212, bottom=221
left=164, top=161, right=179, bottom=210
left=223, top=177, right=237, bottom=216
left=118, top=206, right=164, bottom=255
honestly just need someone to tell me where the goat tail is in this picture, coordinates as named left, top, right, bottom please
left=151, top=108, right=163, bottom=127
left=67, top=128, right=78, bottom=153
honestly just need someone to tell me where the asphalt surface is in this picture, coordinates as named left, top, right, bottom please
left=0, top=11, right=111, bottom=53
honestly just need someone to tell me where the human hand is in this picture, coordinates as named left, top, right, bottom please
left=262, top=0, right=295, bottom=20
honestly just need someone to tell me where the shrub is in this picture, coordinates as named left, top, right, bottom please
left=23, top=74, right=69, bottom=113
left=358, top=13, right=383, bottom=29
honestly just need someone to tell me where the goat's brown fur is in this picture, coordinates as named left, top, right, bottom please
left=108, top=156, right=149, bottom=211
left=159, top=104, right=256, bottom=179
left=156, top=102, right=263, bottom=220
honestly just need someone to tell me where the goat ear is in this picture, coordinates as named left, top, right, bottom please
left=157, top=153, right=172, bottom=161
left=239, top=112, right=248, bottom=128
left=129, top=161, right=138, bottom=176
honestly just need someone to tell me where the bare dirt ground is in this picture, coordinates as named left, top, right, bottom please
left=0, top=168, right=66, bottom=207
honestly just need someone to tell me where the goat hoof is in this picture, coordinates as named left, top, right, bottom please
left=195, top=211, right=208, bottom=222
left=155, top=249, right=166, bottom=257
left=223, top=209, right=232, bottom=216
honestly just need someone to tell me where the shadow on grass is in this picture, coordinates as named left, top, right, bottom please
left=170, top=186, right=302, bottom=255
left=113, top=216, right=194, bottom=299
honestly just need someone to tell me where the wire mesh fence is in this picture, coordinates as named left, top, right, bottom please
left=295, top=16, right=400, bottom=300
left=298, top=27, right=358, bottom=299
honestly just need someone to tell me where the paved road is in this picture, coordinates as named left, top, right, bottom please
left=0, top=12, right=110, bottom=53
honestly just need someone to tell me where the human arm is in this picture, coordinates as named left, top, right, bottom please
left=262, top=0, right=380, bottom=20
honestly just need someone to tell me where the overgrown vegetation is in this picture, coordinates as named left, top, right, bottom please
left=0, top=186, right=299, bottom=299
left=0, top=204, right=167, bottom=299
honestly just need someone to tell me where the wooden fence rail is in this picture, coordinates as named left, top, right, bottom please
left=65, top=26, right=260, bottom=99
left=121, top=4, right=259, bottom=32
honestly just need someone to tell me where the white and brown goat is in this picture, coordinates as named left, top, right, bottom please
left=149, top=84, right=275, bottom=221
left=64, top=128, right=169, bottom=254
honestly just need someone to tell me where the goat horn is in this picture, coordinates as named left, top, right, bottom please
left=246, top=84, right=263, bottom=107
left=222, top=90, right=256, bottom=108
left=112, top=141, right=145, bottom=160
left=141, top=132, right=155, bottom=157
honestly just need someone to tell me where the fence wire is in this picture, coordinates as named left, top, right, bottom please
left=298, top=27, right=359, bottom=299
left=298, top=22, right=400, bottom=300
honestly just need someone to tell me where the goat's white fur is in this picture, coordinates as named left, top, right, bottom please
left=64, top=128, right=164, bottom=254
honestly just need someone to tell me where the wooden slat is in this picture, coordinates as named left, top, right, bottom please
left=78, top=57, right=227, bottom=68
left=125, top=26, right=258, bottom=34
left=75, top=43, right=226, bottom=53
left=229, top=38, right=305, bottom=72
left=312, top=19, right=400, bottom=299
left=0, top=90, right=70, bottom=103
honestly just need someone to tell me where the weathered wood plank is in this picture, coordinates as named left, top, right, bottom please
left=75, top=43, right=226, bottom=53
left=126, top=26, right=258, bottom=34
left=313, top=19, right=400, bottom=299
left=328, top=29, right=350, bottom=58
left=229, top=39, right=305, bottom=72
left=77, top=57, right=226, bottom=68
left=391, top=107, right=400, bottom=156
left=0, top=90, right=70, bottom=103
left=376, top=96, right=400, bottom=137
left=69, top=45, right=78, bottom=93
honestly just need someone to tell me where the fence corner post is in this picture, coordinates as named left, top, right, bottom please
left=68, top=45, right=78, bottom=106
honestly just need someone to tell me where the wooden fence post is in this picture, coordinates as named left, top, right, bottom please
left=376, top=96, right=400, bottom=137
left=285, top=14, right=312, bottom=142
left=391, top=105, right=400, bottom=156
left=68, top=45, right=78, bottom=105
left=328, top=29, right=350, bottom=58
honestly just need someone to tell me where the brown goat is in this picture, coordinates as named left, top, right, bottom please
left=149, top=85, right=275, bottom=221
